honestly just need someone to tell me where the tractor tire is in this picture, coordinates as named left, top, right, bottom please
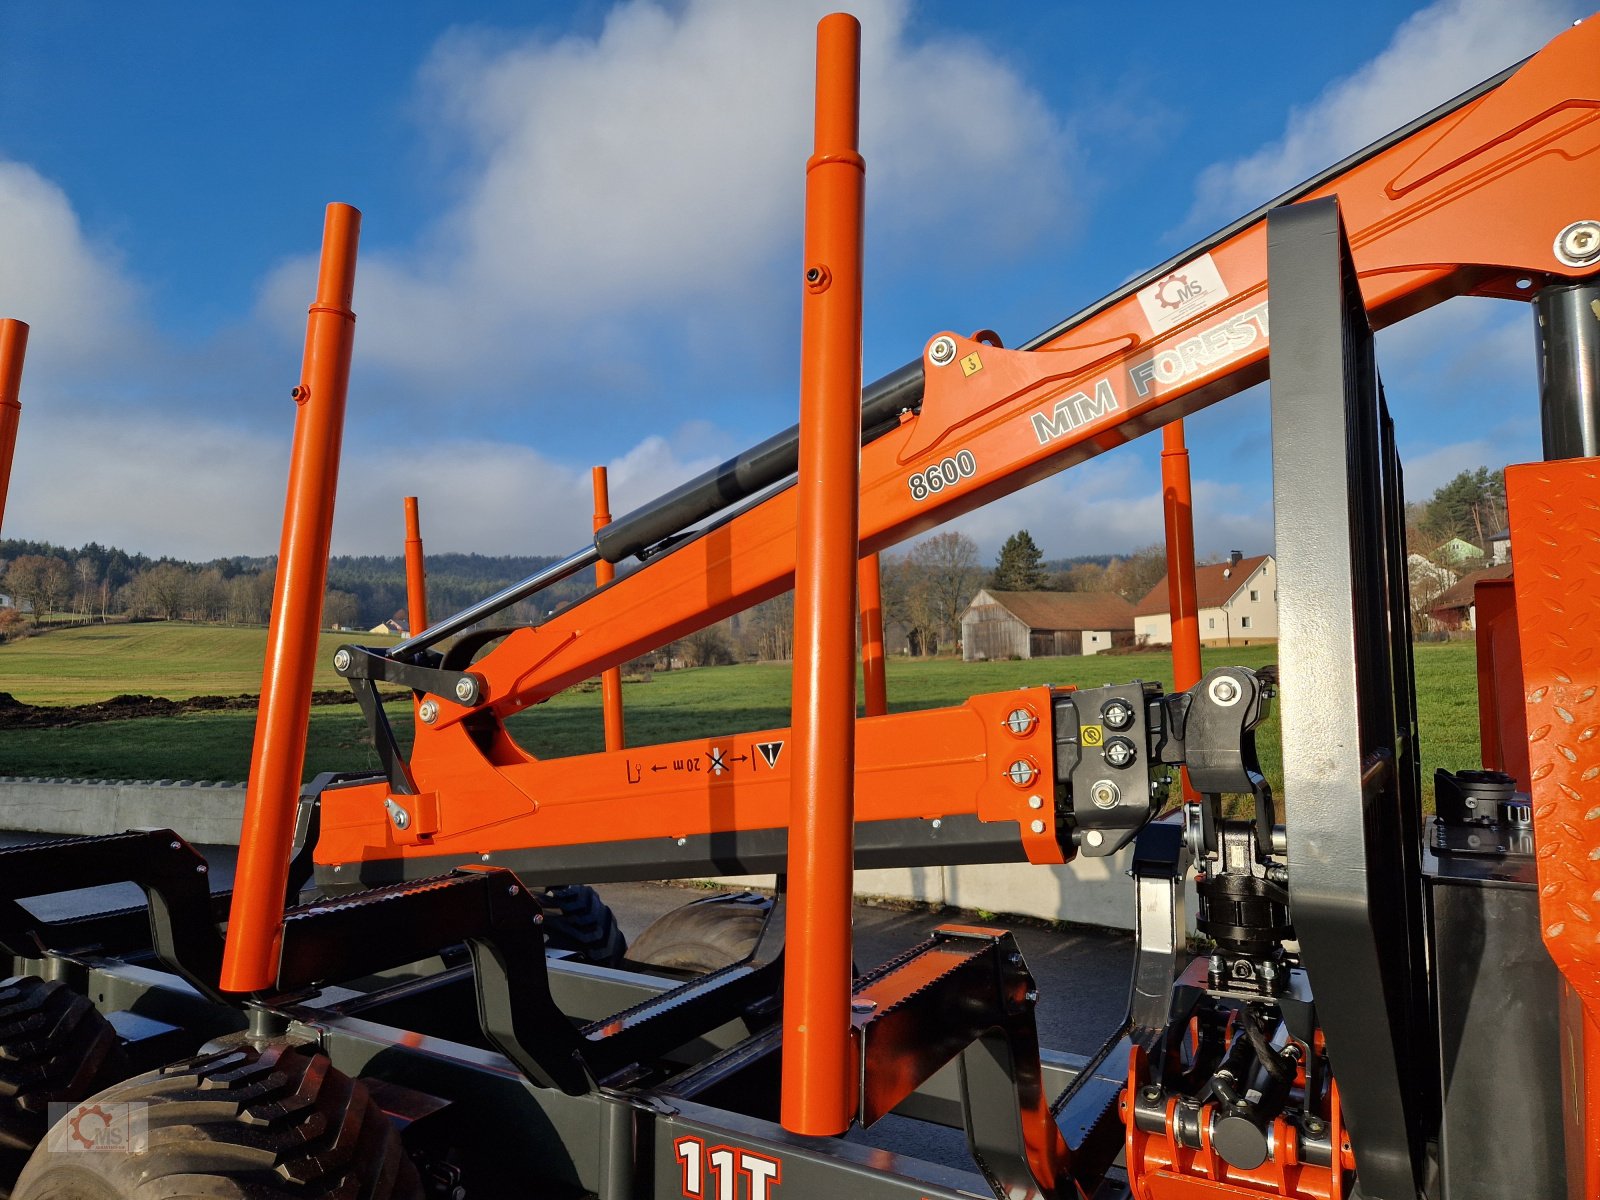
left=0, top=977, right=128, bottom=1195
left=11, top=1041, right=421, bottom=1200
left=535, top=885, right=628, bottom=968
left=625, top=892, right=772, bottom=975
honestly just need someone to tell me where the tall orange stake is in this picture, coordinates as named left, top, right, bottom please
left=858, top=552, right=887, bottom=717
left=0, top=319, right=29, bottom=539
left=403, top=496, right=429, bottom=638
left=592, top=466, right=625, bottom=751
left=1161, top=421, right=1202, bottom=801
left=782, top=12, right=864, bottom=1136
left=221, top=204, right=361, bottom=993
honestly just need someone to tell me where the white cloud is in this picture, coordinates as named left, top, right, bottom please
left=259, top=0, right=1073, bottom=393
left=1187, top=0, right=1584, bottom=227
left=920, top=445, right=1273, bottom=565
left=4, top=403, right=724, bottom=561
left=0, top=159, right=144, bottom=372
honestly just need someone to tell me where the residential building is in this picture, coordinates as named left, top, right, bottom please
left=1429, top=564, right=1514, bottom=630
left=1433, top=536, right=1485, bottom=567
left=1133, top=552, right=1277, bottom=647
left=960, top=589, right=1135, bottom=661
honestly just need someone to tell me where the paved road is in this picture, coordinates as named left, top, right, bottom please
left=1, top=831, right=1137, bottom=1177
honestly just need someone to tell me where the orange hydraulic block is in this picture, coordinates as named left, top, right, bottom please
left=592, top=466, right=625, bottom=751
left=0, top=319, right=29, bottom=539
left=1508, top=457, right=1600, bottom=1193
left=858, top=552, right=887, bottom=717
left=781, top=12, right=865, bottom=1137
left=404, top=497, right=428, bottom=639
left=1161, top=421, right=1201, bottom=800
left=221, top=204, right=361, bottom=993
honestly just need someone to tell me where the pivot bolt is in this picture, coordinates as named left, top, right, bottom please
left=1208, top=675, right=1242, bottom=706
left=333, top=648, right=351, bottom=673
left=1090, top=779, right=1121, bottom=809
left=928, top=335, right=958, bottom=366
left=1555, top=220, right=1600, bottom=267
left=454, top=677, right=476, bottom=703
left=419, top=699, right=439, bottom=724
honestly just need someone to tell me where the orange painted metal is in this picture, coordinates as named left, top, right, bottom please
left=858, top=552, right=887, bottom=717
left=221, top=203, right=361, bottom=994
left=405, top=15, right=1600, bottom=725
left=1123, top=1039, right=1346, bottom=1199
left=782, top=11, right=865, bottom=1137
left=1508, top=456, right=1600, bottom=1193
left=1471, top=576, right=1529, bottom=786
left=316, top=685, right=1065, bottom=870
left=316, top=14, right=1600, bottom=891
left=592, top=466, right=625, bottom=751
left=403, top=496, right=428, bottom=639
left=0, top=319, right=29, bottom=539
left=1161, top=420, right=1201, bottom=802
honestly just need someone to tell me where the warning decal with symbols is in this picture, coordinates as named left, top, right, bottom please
left=1080, top=724, right=1104, bottom=747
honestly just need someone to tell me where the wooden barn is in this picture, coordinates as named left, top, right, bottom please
left=960, top=589, right=1136, bottom=661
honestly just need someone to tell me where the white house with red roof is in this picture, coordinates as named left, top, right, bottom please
left=1133, top=551, right=1277, bottom=647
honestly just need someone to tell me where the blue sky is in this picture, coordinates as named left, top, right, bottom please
left=0, top=0, right=1581, bottom=563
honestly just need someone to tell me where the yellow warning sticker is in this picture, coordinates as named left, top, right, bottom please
left=961, top=352, right=983, bottom=377
left=1081, top=724, right=1104, bottom=747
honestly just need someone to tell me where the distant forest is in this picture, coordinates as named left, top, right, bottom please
left=0, top=538, right=587, bottom=632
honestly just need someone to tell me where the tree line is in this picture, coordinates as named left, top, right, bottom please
left=0, top=539, right=581, bottom=635
left=1, top=529, right=1173, bottom=664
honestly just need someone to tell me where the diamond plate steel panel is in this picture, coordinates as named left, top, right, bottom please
left=1510, top=459, right=1600, bottom=1002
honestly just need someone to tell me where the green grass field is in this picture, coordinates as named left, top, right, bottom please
left=0, top=623, right=398, bottom=705
left=0, top=624, right=1482, bottom=810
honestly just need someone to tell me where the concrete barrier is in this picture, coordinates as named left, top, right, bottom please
left=0, top=777, right=247, bottom=847
left=0, top=778, right=1181, bottom=931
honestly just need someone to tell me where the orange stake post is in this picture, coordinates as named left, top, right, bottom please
left=1161, top=421, right=1202, bottom=801
left=0, top=319, right=29, bottom=539
left=221, top=204, right=361, bottom=993
left=592, top=466, right=625, bottom=751
left=858, top=552, right=887, bottom=717
left=404, top=497, right=429, bottom=638
left=781, top=12, right=865, bottom=1137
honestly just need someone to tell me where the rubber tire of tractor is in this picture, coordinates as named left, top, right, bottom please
left=0, top=977, right=129, bottom=1196
left=11, top=1041, right=421, bottom=1200
left=535, top=884, right=628, bottom=968
left=625, top=892, right=772, bottom=975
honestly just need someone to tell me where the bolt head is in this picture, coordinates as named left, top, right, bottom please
left=1556, top=220, right=1600, bottom=266
left=1208, top=674, right=1242, bottom=707
left=454, top=677, right=475, bottom=702
left=333, top=649, right=351, bottom=672
left=419, top=699, right=439, bottom=723
left=851, top=999, right=876, bottom=1013
left=1027, top=794, right=1044, bottom=809
left=1030, top=819, right=1046, bottom=834
left=928, top=335, right=958, bottom=365
left=1084, top=829, right=1105, bottom=848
